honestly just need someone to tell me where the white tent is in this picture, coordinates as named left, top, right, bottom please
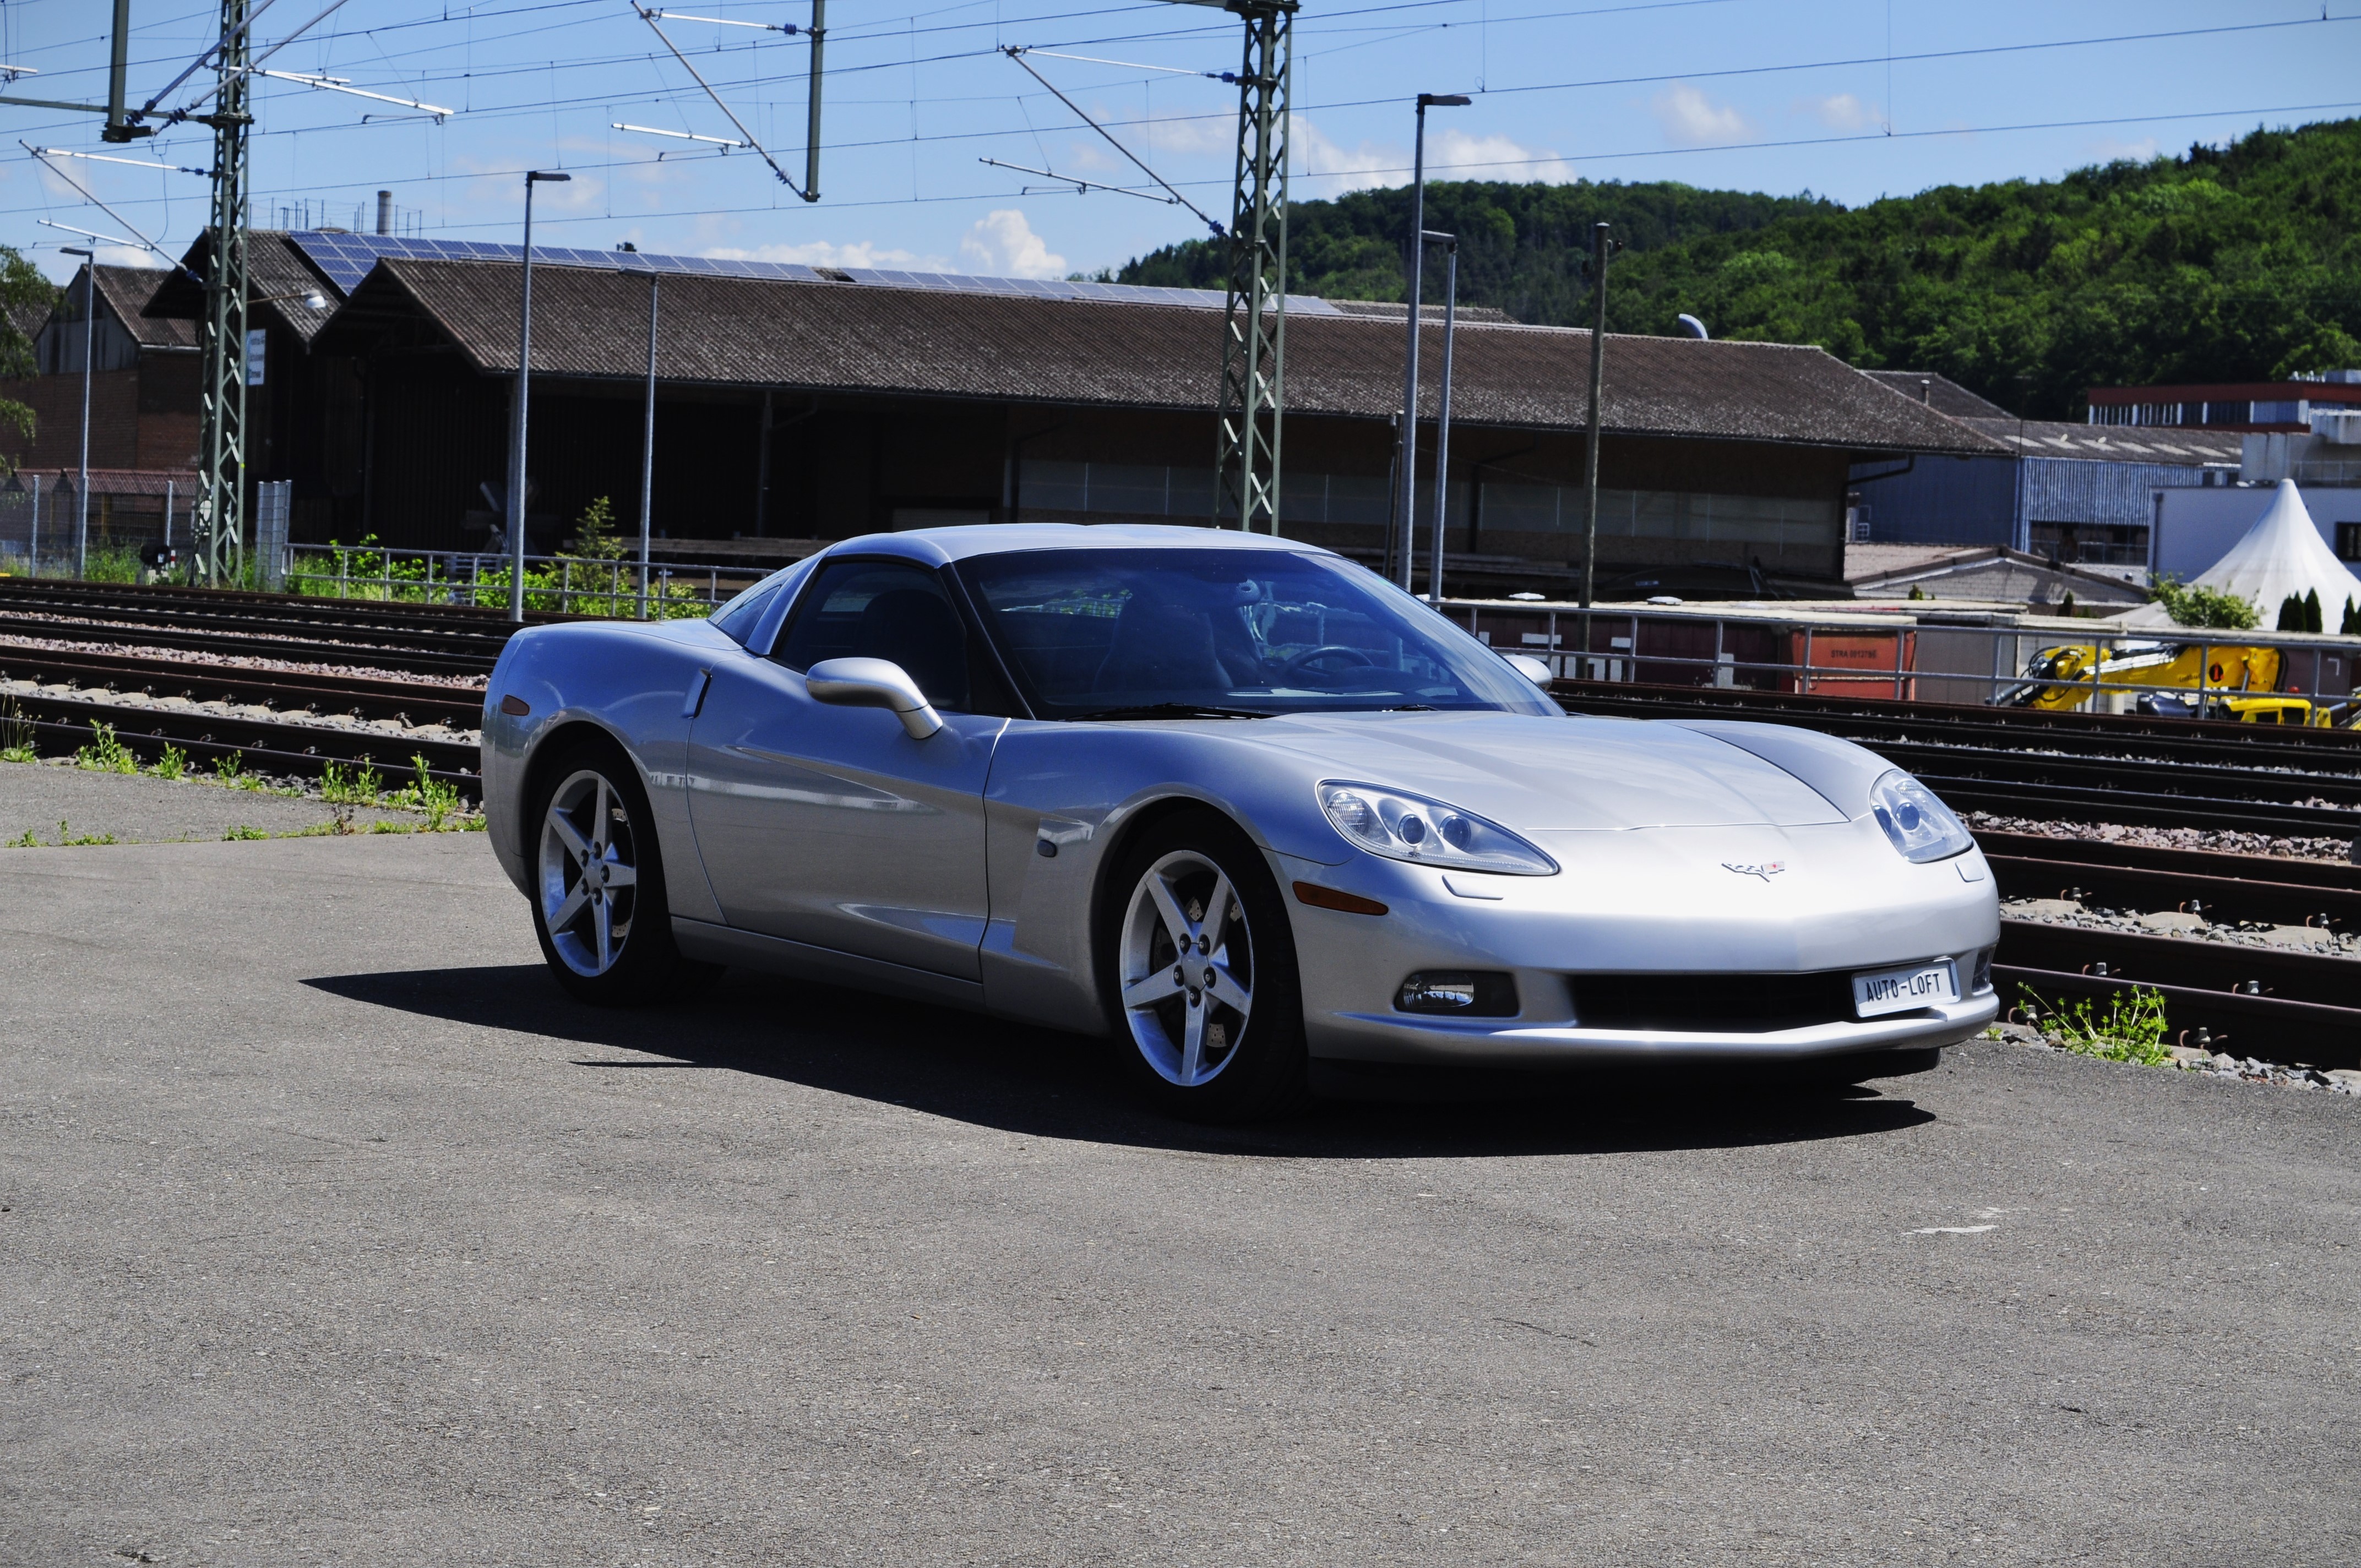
left=2113, top=481, right=2361, bottom=629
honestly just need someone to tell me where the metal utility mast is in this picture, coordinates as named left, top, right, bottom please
left=191, top=0, right=251, bottom=586
left=1204, top=0, right=1293, bottom=533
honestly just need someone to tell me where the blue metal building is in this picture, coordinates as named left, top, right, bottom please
left=1849, top=372, right=2239, bottom=565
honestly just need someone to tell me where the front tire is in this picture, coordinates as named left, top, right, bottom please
left=529, top=737, right=709, bottom=1004
left=1103, top=810, right=1307, bottom=1122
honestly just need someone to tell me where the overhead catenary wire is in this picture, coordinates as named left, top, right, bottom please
left=249, top=68, right=453, bottom=121
left=1000, top=44, right=1222, bottom=235
left=978, top=154, right=1178, bottom=203
left=630, top=2, right=809, bottom=197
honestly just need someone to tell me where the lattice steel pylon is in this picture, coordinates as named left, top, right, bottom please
left=1208, top=0, right=1293, bottom=533
left=191, top=0, right=250, bottom=586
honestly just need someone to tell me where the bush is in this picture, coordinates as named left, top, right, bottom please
left=2151, top=576, right=2259, bottom=630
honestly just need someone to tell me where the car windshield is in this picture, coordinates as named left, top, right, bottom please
left=957, top=547, right=1559, bottom=719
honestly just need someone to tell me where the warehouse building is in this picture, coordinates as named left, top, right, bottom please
left=1848, top=371, right=2239, bottom=567
left=138, top=231, right=1990, bottom=594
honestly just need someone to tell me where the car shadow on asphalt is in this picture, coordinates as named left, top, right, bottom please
left=305, top=963, right=1938, bottom=1159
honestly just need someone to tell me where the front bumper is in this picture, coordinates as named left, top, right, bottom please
left=1274, top=818, right=2003, bottom=1068
left=1311, top=990, right=1998, bottom=1067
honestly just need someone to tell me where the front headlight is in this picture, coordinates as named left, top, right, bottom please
left=1868, top=769, right=1973, bottom=863
left=1318, top=781, right=1558, bottom=875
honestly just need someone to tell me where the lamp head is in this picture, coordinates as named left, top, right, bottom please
left=61, top=246, right=93, bottom=258
left=527, top=170, right=573, bottom=183
left=1417, top=93, right=1472, bottom=108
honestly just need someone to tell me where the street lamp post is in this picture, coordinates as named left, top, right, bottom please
left=508, top=170, right=571, bottom=622
left=1424, top=230, right=1457, bottom=605
left=624, top=264, right=659, bottom=622
left=61, top=247, right=93, bottom=579
left=1394, top=91, right=1468, bottom=595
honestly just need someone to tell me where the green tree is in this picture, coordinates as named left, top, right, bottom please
left=0, top=246, right=58, bottom=478
left=1113, top=118, right=2361, bottom=418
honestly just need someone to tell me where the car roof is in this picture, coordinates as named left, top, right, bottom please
left=819, top=522, right=1337, bottom=568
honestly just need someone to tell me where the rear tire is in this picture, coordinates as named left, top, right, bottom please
left=527, top=736, right=714, bottom=1005
left=1102, top=809, right=1307, bottom=1123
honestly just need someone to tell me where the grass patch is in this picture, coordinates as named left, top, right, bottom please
left=149, top=743, right=188, bottom=782
left=223, top=825, right=270, bottom=840
left=2014, top=983, right=2173, bottom=1066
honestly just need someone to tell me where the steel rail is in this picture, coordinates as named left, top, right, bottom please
left=0, top=598, right=515, bottom=658
left=0, top=646, right=483, bottom=729
left=0, top=574, right=564, bottom=631
left=1994, top=963, right=2360, bottom=1070
left=10, top=692, right=480, bottom=795
left=0, top=615, right=498, bottom=677
left=1553, top=678, right=2361, bottom=773
left=1972, top=830, right=2361, bottom=889
left=1988, top=855, right=2361, bottom=930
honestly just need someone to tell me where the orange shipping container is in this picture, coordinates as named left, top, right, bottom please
left=1785, top=630, right=1916, bottom=699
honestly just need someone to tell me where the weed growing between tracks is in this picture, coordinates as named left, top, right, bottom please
left=72, top=721, right=139, bottom=775
left=1, top=698, right=31, bottom=764
left=2012, top=984, right=2173, bottom=1066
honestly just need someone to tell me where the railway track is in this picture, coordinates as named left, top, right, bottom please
left=1554, top=678, right=2361, bottom=840
left=1978, top=831, right=2361, bottom=1068
left=0, top=645, right=483, bottom=731
left=0, top=578, right=545, bottom=676
left=8, top=694, right=480, bottom=797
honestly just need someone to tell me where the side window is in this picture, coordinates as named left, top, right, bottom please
left=709, top=571, right=788, bottom=646
left=774, top=560, right=973, bottom=712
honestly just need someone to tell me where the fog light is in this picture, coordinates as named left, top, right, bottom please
left=1395, top=971, right=1519, bottom=1017
left=1970, top=946, right=1995, bottom=994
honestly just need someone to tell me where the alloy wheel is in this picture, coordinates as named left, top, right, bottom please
left=538, top=767, right=641, bottom=977
left=1119, top=848, right=1254, bottom=1087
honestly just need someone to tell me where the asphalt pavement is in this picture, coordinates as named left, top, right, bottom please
left=4, top=834, right=2356, bottom=1567
left=0, top=759, right=426, bottom=843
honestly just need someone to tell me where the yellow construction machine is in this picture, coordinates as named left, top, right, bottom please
left=1996, top=639, right=2359, bottom=726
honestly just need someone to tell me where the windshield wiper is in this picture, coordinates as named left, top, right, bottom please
left=1067, top=703, right=1274, bottom=722
left=1381, top=703, right=1437, bottom=712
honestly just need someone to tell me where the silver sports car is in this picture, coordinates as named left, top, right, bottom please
left=483, top=524, right=1999, bottom=1119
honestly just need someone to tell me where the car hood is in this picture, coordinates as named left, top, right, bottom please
left=1235, top=710, right=1852, bottom=831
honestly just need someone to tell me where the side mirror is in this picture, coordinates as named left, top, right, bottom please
left=806, top=657, right=943, bottom=739
left=1503, top=652, right=1553, bottom=689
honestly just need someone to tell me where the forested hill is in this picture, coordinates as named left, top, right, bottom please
left=1107, top=118, right=2361, bottom=420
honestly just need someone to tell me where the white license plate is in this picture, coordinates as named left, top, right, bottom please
left=1851, top=960, right=1958, bottom=1018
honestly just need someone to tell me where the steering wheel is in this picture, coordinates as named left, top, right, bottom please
left=1280, top=644, right=1378, bottom=680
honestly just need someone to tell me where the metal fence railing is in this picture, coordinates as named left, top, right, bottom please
left=279, top=542, right=750, bottom=618
left=0, top=479, right=186, bottom=579
left=1439, top=598, right=2361, bottom=722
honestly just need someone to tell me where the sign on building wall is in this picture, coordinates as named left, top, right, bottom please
left=244, top=329, right=267, bottom=386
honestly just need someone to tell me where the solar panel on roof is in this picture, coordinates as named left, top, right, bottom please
left=286, top=230, right=829, bottom=296
left=284, top=230, right=1344, bottom=314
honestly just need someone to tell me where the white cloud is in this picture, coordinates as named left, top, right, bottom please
left=706, top=239, right=952, bottom=269
left=1292, top=116, right=1398, bottom=194
left=958, top=209, right=1067, bottom=279
left=1289, top=116, right=1574, bottom=194
left=1430, top=128, right=1575, bottom=184
left=1799, top=93, right=1880, bottom=132
left=96, top=245, right=167, bottom=270
left=1653, top=83, right=1754, bottom=146
left=2087, top=135, right=2160, bottom=164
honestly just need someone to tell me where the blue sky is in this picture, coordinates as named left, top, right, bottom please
left=2, top=0, right=2355, bottom=285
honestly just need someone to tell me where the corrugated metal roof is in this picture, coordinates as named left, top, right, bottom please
left=90, top=266, right=197, bottom=351
left=140, top=231, right=341, bottom=345
left=1958, top=416, right=2241, bottom=465
left=321, top=258, right=2000, bottom=456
